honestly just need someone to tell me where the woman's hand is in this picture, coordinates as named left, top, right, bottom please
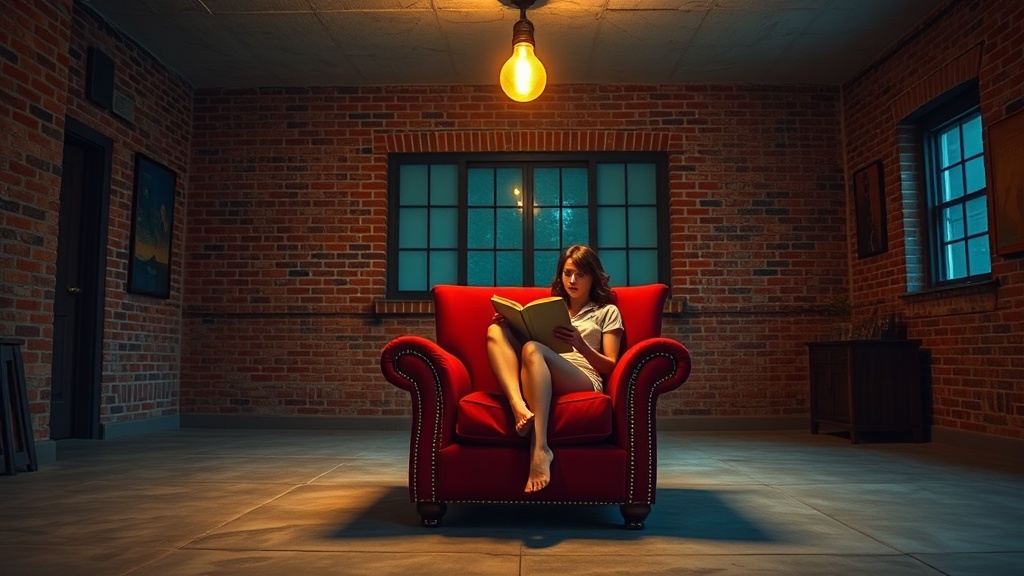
left=490, top=313, right=506, bottom=326
left=554, top=324, right=622, bottom=377
left=553, top=324, right=586, bottom=352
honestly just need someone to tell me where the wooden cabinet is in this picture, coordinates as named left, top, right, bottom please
left=808, top=340, right=924, bottom=444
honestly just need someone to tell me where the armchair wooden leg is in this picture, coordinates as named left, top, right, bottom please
left=619, top=504, right=650, bottom=529
left=416, top=502, right=448, bottom=527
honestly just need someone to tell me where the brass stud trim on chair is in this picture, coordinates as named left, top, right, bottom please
left=626, top=351, right=678, bottom=505
left=390, top=349, right=444, bottom=503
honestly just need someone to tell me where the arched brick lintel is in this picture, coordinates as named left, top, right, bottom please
left=377, top=131, right=680, bottom=154
left=890, top=43, right=984, bottom=123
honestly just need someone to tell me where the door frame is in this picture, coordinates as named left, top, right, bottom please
left=55, top=118, right=112, bottom=439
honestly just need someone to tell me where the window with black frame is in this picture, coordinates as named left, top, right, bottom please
left=921, top=90, right=992, bottom=286
left=387, top=153, right=669, bottom=299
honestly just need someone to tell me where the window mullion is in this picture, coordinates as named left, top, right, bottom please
left=523, top=164, right=535, bottom=286
left=588, top=159, right=598, bottom=248
left=458, top=160, right=468, bottom=285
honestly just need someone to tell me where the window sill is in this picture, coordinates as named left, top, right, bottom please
left=373, top=300, right=435, bottom=316
left=374, top=298, right=688, bottom=317
left=899, top=278, right=999, bottom=318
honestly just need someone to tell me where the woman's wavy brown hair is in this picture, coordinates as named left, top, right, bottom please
left=549, top=244, right=613, bottom=306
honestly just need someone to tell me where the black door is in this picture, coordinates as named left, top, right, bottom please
left=50, top=120, right=111, bottom=440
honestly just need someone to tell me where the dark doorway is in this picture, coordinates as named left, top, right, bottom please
left=50, top=119, right=112, bottom=440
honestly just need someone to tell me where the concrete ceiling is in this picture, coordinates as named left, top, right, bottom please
left=80, top=0, right=949, bottom=89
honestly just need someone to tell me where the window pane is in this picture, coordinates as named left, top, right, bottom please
left=967, top=236, right=991, bottom=276
left=496, top=207, right=522, bottom=249
left=399, top=207, right=427, bottom=248
left=496, top=251, right=522, bottom=285
left=467, top=208, right=494, bottom=248
left=429, top=207, right=458, bottom=248
left=627, top=163, right=657, bottom=204
left=628, top=249, right=659, bottom=285
left=534, top=207, right=561, bottom=249
left=941, top=165, right=964, bottom=201
left=601, top=249, right=627, bottom=286
left=534, top=250, right=559, bottom=287
left=963, top=115, right=983, bottom=158
left=535, top=168, right=560, bottom=206
left=943, top=206, right=964, bottom=241
left=563, top=208, right=588, bottom=247
left=628, top=206, right=658, bottom=247
left=965, top=157, right=986, bottom=194
left=597, top=164, right=625, bottom=204
left=398, top=251, right=427, bottom=291
left=597, top=207, right=626, bottom=247
left=467, top=251, right=494, bottom=285
left=563, top=168, right=588, bottom=206
left=924, top=103, right=990, bottom=287
left=944, top=241, right=966, bottom=280
left=468, top=168, right=493, bottom=206
left=400, top=165, right=428, bottom=205
left=496, top=168, right=522, bottom=207
left=939, top=126, right=961, bottom=167
left=430, top=164, right=458, bottom=205
left=390, top=156, right=664, bottom=295
left=429, top=250, right=458, bottom=287
left=966, top=196, right=988, bottom=236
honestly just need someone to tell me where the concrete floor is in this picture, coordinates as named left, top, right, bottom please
left=0, top=428, right=1021, bottom=575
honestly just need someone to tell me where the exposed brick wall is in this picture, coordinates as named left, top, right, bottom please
left=842, top=0, right=1024, bottom=439
left=62, top=5, right=193, bottom=428
left=183, top=85, right=847, bottom=420
left=8, top=0, right=1020, bottom=442
left=1, top=0, right=192, bottom=439
left=1, top=0, right=74, bottom=440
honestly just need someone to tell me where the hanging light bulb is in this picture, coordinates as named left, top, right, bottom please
left=499, top=0, right=547, bottom=103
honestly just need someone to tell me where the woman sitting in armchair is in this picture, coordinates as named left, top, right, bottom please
left=486, top=244, right=624, bottom=492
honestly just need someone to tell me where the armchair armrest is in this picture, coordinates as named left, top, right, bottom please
left=604, top=337, right=692, bottom=505
left=380, top=336, right=471, bottom=503
left=606, top=337, right=692, bottom=424
left=380, top=335, right=471, bottom=448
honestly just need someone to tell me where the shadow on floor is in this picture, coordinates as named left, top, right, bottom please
left=329, top=486, right=775, bottom=549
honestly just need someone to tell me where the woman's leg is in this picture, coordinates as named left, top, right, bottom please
left=519, top=342, right=595, bottom=492
left=486, top=323, right=534, bottom=434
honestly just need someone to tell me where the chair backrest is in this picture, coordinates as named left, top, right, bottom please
left=433, top=284, right=669, bottom=394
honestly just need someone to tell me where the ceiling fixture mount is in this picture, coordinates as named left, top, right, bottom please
left=499, top=0, right=547, bottom=103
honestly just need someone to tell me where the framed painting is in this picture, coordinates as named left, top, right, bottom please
left=987, top=110, right=1024, bottom=256
left=853, top=160, right=887, bottom=258
left=127, top=153, right=176, bottom=298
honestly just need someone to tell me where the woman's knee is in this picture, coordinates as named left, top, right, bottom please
left=520, top=341, right=551, bottom=367
left=487, top=322, right=507, bottom=344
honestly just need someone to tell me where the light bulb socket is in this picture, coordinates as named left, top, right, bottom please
left=511, top=17, right=536, bottom=46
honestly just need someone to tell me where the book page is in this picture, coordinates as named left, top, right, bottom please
left=521, top=297, right=573, bottom=354
left=491, top=295, right=530, bottom=344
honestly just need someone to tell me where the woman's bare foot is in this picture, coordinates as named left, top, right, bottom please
left=512, top=404, right=535, bottom=437
left=515, top=414, right=535, bottom=437
left=525, top=447, right=554, bottom=493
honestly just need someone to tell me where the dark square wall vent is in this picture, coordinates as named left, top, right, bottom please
left=86, top=47, right=114, bottom=110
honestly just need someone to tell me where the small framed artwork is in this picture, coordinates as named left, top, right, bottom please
left=987, top=110, right=1024, bottom=256
left=127, top=153, right=176, bottom=298
left=853, top=160, right=887, bottom=259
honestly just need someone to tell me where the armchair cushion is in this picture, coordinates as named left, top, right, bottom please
left=456, top=390, right=613, bottom=445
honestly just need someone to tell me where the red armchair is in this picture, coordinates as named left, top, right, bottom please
left=379, top=284, right=691, bottom=528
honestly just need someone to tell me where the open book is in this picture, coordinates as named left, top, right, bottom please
left=491, top=295, right=573, bottom=354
